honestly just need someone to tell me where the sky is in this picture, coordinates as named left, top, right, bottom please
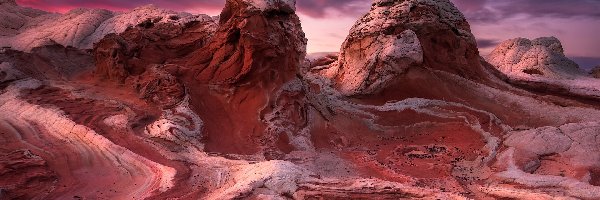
left=15, top=0, right=600, bottom=69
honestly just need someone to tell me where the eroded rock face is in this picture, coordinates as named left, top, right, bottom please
left=0, top=150, right=57, bottom=199
left=487, top=37, right=583, bottom=78
left=93, top=17, right=216, bottom=108
left=0, top=44, right=93, bottom=80
left=335, top=29, right=423, bottom=95
left=132, top=65, right=185, bottom=108
left=319, top=0, right=480, bottom=95
left=189, top=0, right=305, bottom=84
left=94, top=19, right=216, bottom=82
left=3, top=0, right=600, bottom=199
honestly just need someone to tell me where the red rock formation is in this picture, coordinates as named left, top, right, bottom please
left=0, top=149, right=57, bottom=199
left=2, top=0, right=600, bottom=199
left=94, top=18, right=216, bottom=82
left=319, top=0, right=484, bottom=95
left=0, top=44, right=93, bottom=80
left=93, top=17, right=216, bottom=108
left=182, top=0, right=307, bottom=155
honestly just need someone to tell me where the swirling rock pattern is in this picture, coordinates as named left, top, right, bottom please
left=1, top=0, right=600, bottom=199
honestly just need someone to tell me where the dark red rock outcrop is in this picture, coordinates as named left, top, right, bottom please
left=132, top=65, right=185, bottom=108
left=94, top=18, right=217, bottom=82
left=0, top=149, right=57, bottom=199
left=181, top=0, right=307, bottom=155
left=187, top=0, right=305, bottom=84
left=93, top=16, right=216, bottom=108
left=0, top=44, right=93, bottom=80
left=87, top=0, right=308, bottom=155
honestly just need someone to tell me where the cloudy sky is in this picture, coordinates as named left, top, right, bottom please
left=15, top=0, right=600, bottom=69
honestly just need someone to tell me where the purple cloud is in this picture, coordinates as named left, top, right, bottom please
left=453, top=0, right=600, bottom=23
left=296, top=0, right=369, bottom=18
left=476, top=39, right=500, bottom=48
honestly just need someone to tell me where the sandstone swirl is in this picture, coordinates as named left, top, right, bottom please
left=1, top=0, right=600, bottom=199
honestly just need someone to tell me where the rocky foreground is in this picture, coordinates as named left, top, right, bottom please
left=1, top=0, right=600, bottom=199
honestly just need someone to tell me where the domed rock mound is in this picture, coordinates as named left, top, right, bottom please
left=314, top=0, right=482, bottom=95
left=487, top=36, right=584, bottom=79
left=487, top=37, right=600, bottom=102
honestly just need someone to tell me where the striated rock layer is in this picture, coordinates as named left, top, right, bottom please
left=2, top=0, right=600, bottom=199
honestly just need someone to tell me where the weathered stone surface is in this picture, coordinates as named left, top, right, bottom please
left=2, top=0, right=600, bottom=199
left=0, top=44, right=93, bottom=80
left=93, top=21, right=215, bottom=82
left=0, top=0, right=48, bottom=37
left=188, top=0, right=305, bottom=84
left=486, top=37, right=600, bottom=103
left=318, top=0, right=481, bottom=95
left=0, top=149, right=57, bottom=199
left=487, top=36, right=583, bottom=78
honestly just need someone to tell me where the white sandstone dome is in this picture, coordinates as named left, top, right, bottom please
left=487, top=36, right=584, bottom=79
